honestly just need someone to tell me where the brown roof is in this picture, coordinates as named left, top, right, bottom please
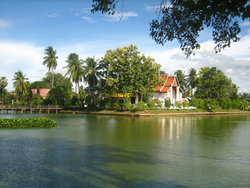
left=154, top=75, right=179, bottom=93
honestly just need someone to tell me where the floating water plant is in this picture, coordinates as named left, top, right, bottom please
left=0, top=118, right=58, bottom=128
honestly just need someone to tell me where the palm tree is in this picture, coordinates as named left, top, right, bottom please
left=43, top=46, right=58, bottom=88
left=83, top=57, right=102, bottom=93
left=187, top=68, right=197, bottom=96
left=0, top=77, right=8, bottom=105
left=12, top=70, right=29, bottom=100
left=64, top=53, right=84, bottom=95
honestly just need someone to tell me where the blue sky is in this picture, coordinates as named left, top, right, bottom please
left=0, top=0, right=250, bottom=92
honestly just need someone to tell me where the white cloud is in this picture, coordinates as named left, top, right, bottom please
left=0, top=41, right=45, bottom=90
left=146, top=32, right=250, bottom=93
left=240, top=21, right=250, bottom=26
left=105, top=12, right=138, bottom=22
left=0, top=19, right=11, bottom=28
left=47, top=13, right=58, bottom=18
left=145, top=3, right=171, bottom=11
left=82, top=16, right=96, bottom=23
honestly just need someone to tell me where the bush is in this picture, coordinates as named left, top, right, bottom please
left=204, top=99, right=218, bottom=111
left=182, top=101, right=189, bottom=108
left=190, top=98, right=204, bottom=109
left=219, top=99, right=232, bottom=110
left=147, top=100, right=156, bottom=109
left=136, top=101, right=147, bottom=111
left=31, top=94, right=43, bottom=105
left=156, top=100, right=163, bottom=108
left=123, top=98, right=133, bottom=111
left=0, top=118, right=58, bottom=128
left=165, top=99, right=171, bottom=108
left=175, top=101, right=182, bottom=108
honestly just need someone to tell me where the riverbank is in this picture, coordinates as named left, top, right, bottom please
left=60, top=109, right=250, bottom=117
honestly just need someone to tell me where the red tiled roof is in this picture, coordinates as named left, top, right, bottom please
left=154, top=86, right=163, bottom=92
left=165, top=76, right=175, bottom=86
left=160, top=86, right=170, bottom=92
left=160, top=75, right=168, bottom=81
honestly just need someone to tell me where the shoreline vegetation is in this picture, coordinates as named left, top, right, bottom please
left=0, top=118, right=58, bottom=128
left=60, top=109, right=250, bottom=117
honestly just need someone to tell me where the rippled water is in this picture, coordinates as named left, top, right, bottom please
left=0, top=113, right=250, bottom=187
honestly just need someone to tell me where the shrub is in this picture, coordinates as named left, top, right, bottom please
left=31, top=94, right=43, bottom=105
left=190, top=98, right=204, bottom=109
left=204, top=99, right=218, bottom=111
left=147, top=100, right=156, bottom=109
left=175, top=101, right=182, bottom=108
left=123, top=98, right=132, bottom=111
left=165, top=99, right=171, bottom=108
left=156, top=100, right=163, bottom=108
left=136, top=101, right=147, bottom=111
left=182, top=101, right=189, bottom=108
left=0, top=118, right=58, bottom=128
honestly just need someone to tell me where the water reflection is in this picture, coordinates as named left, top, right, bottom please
left=0, top=114, right=250, bottom=187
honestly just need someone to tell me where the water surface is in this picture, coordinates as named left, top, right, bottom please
left=0, top=113, right=250, bottom=187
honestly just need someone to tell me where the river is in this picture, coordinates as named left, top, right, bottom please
left=0, top=113, right=250, bottom=187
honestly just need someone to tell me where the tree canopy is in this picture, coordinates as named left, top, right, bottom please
left=100, top=45, right=161, bottom=100
left=195, top=67, right=238, bottom=101
left=91, top=0, right=250, bottom=56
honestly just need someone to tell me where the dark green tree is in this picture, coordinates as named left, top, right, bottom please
left=43, top=72, right=72, bottom=90
left=91, top=0, right=250, bottom=56
left=29, top=81, right=49, bottom=89
left=174, top=70, right=187, bottom=96
left=195, top=67, right=238, bottom=101
left=12, top=70, right=29, bottom=100
left=43, top=46, right=58, bottom=88
left=64, top=53, right=84, bottom=95
left=83, top=57, right=102, bottom=93
left=0, top=77, right=8, bottom=105
left=100, top=45, right=161, bottom=101
left=187, top=68, right=197, bottom=96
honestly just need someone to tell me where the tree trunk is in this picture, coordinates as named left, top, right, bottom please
left=52, top=70, right=54, bottom=88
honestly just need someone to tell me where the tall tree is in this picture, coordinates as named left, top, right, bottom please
left=83, top=57, right=102, bottom=93
left=43, top=72, right=72, bottom=90
left=195, top=67, right=238, bottom=101
left=187, top=68, right=197, bottom=96
left=100, top=45, right=161, bottom=100
left=0, top=77, right=8, bottom=105
left=12, top=70, right=29, bottom=99
left=43, top=46, right=58, bottom=88
left=64, top=53, right=84, bottom=95
left=91, top=0, right=250, bottom=56
left=174, top=70, right=187, bottom=96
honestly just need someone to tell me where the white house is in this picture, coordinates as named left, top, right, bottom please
left=151, top=75, right=183, bottom=105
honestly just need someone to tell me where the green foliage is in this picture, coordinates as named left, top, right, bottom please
left=165, top=99, right=171, bottom=108
left=31, top=94, right=43, bottom=105
left=29, top=81, right=49, bottom=89
left=113, top=100, right=121, bottom=110
left=190, top=98, right=204, bottom=109
left=183, top=101, right=189, bottom=108
left=204, top=99, right=218, bottom=111
left=43, top=73, right=72, bottom=90
left=136, top=101, right=147, bottom=111
left=100, top=45, right=161, bottom=101
left=91, top=0, right=249, bottom=56
left=175, top=101, right=182, bottom=108
left=156, top=100, right=162, bottom=108
left=64, top=53, right=84, bottom=94
left=147, top=100, right=156, bottom=109
left=43, top=46, right=58, bottom=87
left=150, top=0, right=249, bottom=56
left=123, top=98, right=133, bottom=111
left=195, top=67, right=237, bottom=101
left=0, top=118, right=57, bottom=128
left=46, top=86, right=72, bottom=106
